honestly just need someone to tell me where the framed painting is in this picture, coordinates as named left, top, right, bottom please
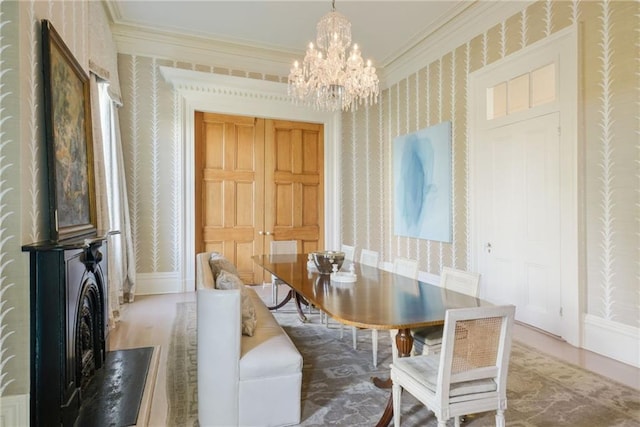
left=42, top=20, right=97, bottom=241
left=393, top=121, right=452, bottom=242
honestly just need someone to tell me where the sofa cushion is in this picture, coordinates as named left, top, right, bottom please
left=240, top=329, right=302, bottom=381
left=216, top=270, right=257, bottom=336
left=209, top=253, right=239, bottom=280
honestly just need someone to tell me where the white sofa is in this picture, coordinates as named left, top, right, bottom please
left=196, top=252, right=303, bottom=427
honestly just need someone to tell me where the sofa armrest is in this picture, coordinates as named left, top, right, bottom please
left=197, top=288, right=242, bottom=426
left=196, top=252, right=215, bottom=290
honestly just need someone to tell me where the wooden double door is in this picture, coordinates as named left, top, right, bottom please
left=195, top=112, right=324, bottom=284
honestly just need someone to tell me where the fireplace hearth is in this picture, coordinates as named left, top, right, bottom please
left=23, top=235, right=109, bottom=427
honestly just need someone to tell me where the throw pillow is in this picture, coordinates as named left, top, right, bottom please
left=215, top=270, right=257, bottom=336
left=208, top=253, right=239, bottom=280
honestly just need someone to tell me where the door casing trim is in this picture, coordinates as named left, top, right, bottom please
left=467, top=26, right=582, bottom=346
left=159, top=67, right=340, bottom=290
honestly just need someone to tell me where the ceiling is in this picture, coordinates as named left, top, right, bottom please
left=105, top=1, right=471, bottom=69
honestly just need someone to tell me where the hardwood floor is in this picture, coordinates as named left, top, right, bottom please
left=108, top=287, right=640, bottom=426
left=107, top=292, right=196, bottom=426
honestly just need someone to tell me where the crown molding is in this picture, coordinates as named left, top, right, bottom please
left=107, top=0, right=533, bottom=90
left=111, top=23, right=295, bottom=79
left=378, top=0, right=476, bottom=67
left=381, top=1, right=534, bottom=88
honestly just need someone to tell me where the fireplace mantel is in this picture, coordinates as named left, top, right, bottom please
left=23, top=233, right=110, bottom=427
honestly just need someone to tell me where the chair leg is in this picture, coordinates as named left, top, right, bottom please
left=352, top=326, right=357, bottom=349
left=340, top=324, right=344, bottom=339
left=271, top=281, right=278, bottom=305
left=496, top=410, right=506, bottom=427
left=372, top=329, right=378, bottom=367
left=390, top=330, right=399, bottom=361
left=392, top=383, right=402, bottom=427
left=454, top=416, right=461, bottom=427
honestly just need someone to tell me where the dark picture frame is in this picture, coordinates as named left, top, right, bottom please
left=42, top=19, right=97, bottom=241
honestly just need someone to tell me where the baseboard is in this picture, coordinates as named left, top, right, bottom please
left=136, top=272, right=182, bottom=295
left=583, top=314, right=640, bottom=368
left=0, top=394, right=29, bottom=426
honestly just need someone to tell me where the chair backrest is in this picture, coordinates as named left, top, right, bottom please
left=269, top=240, right=298, bottom=262
left=393, top=257, right=419, bottom=279
left=441, top=267, right=480, bottom=297
left=359, top=249, right=379, bottom=268
left=438, top=305, right=515, bottom=407
left=341, top=244, right=356, bottom=261
left=270, top=240, right=298, bottom=255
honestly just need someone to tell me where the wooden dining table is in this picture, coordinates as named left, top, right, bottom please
left=253, top=253, right=488, bottom=427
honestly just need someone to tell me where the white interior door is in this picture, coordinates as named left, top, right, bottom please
left=476, top=112, right=562, bottom=335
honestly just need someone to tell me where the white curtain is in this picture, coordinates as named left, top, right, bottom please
left=91, top=72, right=137, bottom=328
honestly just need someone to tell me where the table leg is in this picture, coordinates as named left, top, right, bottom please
left=267, top=289, right=309, bottom=323
left=266, top=289, right=294, bottom=310
left=374, top=328, right=413, bottom=427
left=293, top=292, right=308, bottom=322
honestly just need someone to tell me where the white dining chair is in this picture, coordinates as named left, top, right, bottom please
left=391, top=305, right=515, bottom=427
left=270, top=240, right=298, bottom=306
left=341, top=244, right=356, bottom=262
left=413, top=267, right=480, bottom=355
left=360, top=249, right=379, bottom=268
left=391, top=267, right=481, bottom=360
left=350, top=249, right=380, bottom=366
left=393, top=257, right=419, bottom=279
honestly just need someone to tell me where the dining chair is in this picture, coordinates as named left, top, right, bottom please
left=391, top=304, right=516, bottom=427
left=390, top=267, right=481, bottom=360
left=350, top=249, right=380, bottom=366
left=393, top=257, right=419, bottom=279
left=270, top=240, right=298, bottom=306
left=341, top=244, right=356, bottom=262
left=321, top=244, right=358, bottom=327
left=414, top=267, right=480, bottom=355
left=360, top=249, right=379, bottom=268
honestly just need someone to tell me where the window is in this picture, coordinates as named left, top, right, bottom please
left=486, top=63, right=556, bottom=120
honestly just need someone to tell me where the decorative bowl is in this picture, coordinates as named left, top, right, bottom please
left=311, top=251, right=345, bottom=274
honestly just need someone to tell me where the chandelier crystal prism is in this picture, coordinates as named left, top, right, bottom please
left=288, top=0, right=379, bottom=112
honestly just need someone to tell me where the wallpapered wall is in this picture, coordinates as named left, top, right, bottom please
left=1, top=0, right=118, bottom=399
left=340, top=0, right=639, bottom=328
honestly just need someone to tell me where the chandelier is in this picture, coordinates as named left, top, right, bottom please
left=288, top=0, right=379, bottom=112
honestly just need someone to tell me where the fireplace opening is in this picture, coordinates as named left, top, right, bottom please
left=76, top=278, right=105, bottom=392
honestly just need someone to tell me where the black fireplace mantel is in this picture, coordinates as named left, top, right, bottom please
left=23, top=232, right=111, bottom=427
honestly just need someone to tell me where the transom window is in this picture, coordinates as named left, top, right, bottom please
left=486, top=63, right=556, bottom=120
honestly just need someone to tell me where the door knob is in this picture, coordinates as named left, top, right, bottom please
left=258, top=231, right=264, bottom=235
left=265, top=231, right=272, bottom=236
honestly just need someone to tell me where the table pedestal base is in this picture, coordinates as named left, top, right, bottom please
left=373, top=328, right=414, bottom=427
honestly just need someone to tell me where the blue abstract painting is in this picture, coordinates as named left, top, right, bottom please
left=393, top=121, right=452, bottom=242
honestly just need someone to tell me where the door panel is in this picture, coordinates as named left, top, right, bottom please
left=195, top=112, right=264, bottom=284
left=265, top=120, right=324, bottom=255
left=196, top=113, right=324, bottom=285
left=476, top=112, right=561, bottom=335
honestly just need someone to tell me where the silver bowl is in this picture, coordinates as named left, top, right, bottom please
left=311, top=251, right=345, bottom=274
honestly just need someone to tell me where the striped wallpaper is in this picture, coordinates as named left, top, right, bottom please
left=340, top=0, right=639, bottom=328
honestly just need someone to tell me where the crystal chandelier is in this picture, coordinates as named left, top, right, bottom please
left=288, top=0, right=379, bottom=112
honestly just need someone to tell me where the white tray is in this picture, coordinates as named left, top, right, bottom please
left=331, top=272, right=357, bottom=283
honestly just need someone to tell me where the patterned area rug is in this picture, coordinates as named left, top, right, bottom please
left=167, top=300, right=639, bottom=427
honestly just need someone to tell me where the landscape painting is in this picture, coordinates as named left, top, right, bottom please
left=393, top=121, right=452, bottom=242
left=42, top=20, right=97, bottom=241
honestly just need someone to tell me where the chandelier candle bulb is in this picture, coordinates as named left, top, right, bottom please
left=288, top=0, right=379, bottom=112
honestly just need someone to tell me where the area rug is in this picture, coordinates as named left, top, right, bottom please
left=167, top=301, right=639, bottom=427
